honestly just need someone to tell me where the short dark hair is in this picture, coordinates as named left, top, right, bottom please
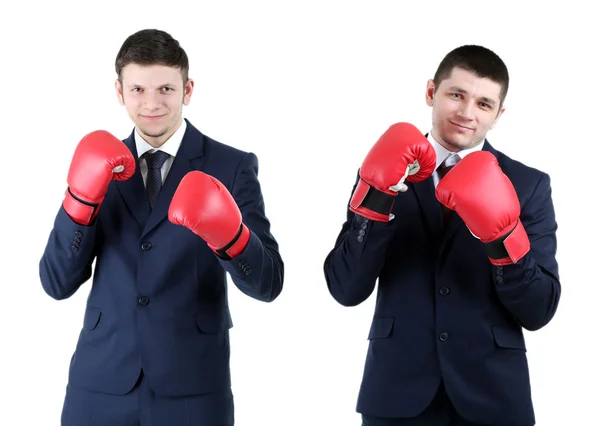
left=433, top=45, right=509, bottom=107
left=115, top=29, right=189, bottom=83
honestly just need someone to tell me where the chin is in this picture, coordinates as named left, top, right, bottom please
left=442, top=131, right=476, bottom=150
left=139, top=125, right=169, bottom=139
left=438, top=135, right=465, bottom=151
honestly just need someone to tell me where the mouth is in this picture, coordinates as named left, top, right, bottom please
left=448, top=120, right=474, bottom=131
left=140, top=114, right=166, bottom=120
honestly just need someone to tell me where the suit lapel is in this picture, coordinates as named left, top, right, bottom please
left=141, top=120, right=206, bottom=238
left=411, top=177, right=443, bottom=242
left=411, top=131, right=443, bottom=242
left=116, top=132, right=151, bottom=228
left=439, top=210, right=463, bottom=249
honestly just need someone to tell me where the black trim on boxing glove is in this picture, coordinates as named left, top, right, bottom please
left=483, top=234, right=510, bottom=260
left=360, top=187, right=396, bottom=216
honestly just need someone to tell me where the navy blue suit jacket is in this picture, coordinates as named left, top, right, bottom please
left=40, top=119, right=284, bottom=397
left=323, top=140, right=560, bottom=426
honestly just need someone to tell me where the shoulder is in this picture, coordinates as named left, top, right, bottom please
left=187, top=121, right=259, bottom=167
left=203, top=133, right=259, bottom=174
left=202, top=132, right=254, bottom=162
left=488, top=143, right=552, bottom=207
left=186, top=122, right=260, bottom=190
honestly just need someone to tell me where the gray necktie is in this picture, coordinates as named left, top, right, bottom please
left=437, top=153, right=461, bottom=227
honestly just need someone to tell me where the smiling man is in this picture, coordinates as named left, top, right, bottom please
left=323, top=45, right=561, bottom=426
left=40, top=29, right=284, bottom=426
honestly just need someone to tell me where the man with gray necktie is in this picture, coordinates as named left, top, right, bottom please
left=324, top=44, right=561, bottom=426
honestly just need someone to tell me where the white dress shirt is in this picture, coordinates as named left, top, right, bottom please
left=427, top=131, right=484, bottom=188
left=135, top=119, right=187, bottom=187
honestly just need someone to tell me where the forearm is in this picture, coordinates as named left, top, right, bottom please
left=324, top=213, right=396, bottom=306
left=493, top=251, right=560, bottom=331
left=217, top=231, right=283, bottom=302
left=39, top=206, right=97, bottom=300
left=491, top=172, right=561, bottom=331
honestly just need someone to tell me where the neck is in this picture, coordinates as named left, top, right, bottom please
left=140, top=117, right=183, bottom=148
left=431, top=128, right=460, bottom=153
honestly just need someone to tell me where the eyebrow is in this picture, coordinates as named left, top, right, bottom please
left=448, top=86, right=497, bottom=106
left=126, top=83, right=176, bottom=88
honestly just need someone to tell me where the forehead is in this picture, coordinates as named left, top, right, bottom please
left=120, top=63, right=184, bottom=86
left=439, top=67, right=502, bottom=102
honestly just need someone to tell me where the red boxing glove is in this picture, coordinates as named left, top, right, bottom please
left=349, top=122, right=436, bottom=222
left=168, top=171, right=250, bottom=260
left=63, top=130, right=136, bottom=225
left=435, top=151, right=530, bottom=265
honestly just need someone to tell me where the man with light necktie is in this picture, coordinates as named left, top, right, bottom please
left=324, top=45, right=561, bottom=426
left=40, top=28, right=284, bottom=426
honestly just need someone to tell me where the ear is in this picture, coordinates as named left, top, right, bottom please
left=115, top=79, right=125, bottom=106
left=490, top=105, right=506, bottom=130
left=183, top=78, right=194, bottom=106
left=425, top=79, right=435, bottom=107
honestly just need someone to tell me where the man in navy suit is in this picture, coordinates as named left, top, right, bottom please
left=39, top=29, right=284, bottom=426
left=323, top=45, right=560, bottom=426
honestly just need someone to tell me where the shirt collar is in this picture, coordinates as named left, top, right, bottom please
left=134, top=119, right=187, bottom=159
left=426, top=130, right=485, bottom=169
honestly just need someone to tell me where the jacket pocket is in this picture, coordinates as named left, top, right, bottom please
left=196, top=309, right=234, bottom=334
left=368, top=317, right=394, bottom=340
left=492, top=325, right=526, bottom=351
left=83, top=307, right=102, bottom=330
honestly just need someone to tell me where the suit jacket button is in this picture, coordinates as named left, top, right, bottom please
left=439, top=332, right=448, bottom=342
left=75, top=231, right=83, bottom=237
left=439, top=287, right=450, bottom=296
left=141, top=242, right=152, bottom=251
left=138, top=296, right=149, bottom=306
left=357, top=236, right=364, bottom=242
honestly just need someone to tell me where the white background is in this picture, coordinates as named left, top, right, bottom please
left=1, top=1, right=598, bottom=425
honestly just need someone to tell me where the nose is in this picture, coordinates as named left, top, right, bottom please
left=458, top=101, right=475, bottom=120
left=142, top=91, right=162, bottom=110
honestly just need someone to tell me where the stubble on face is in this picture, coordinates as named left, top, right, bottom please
left=427, top=68, right=504, bottom=153
left=135, top=101, right=184, bottom=143
left=116, top=64, right=193, bottom=148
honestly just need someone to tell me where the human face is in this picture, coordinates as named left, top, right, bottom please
left=115, top=64, right=194, bottom=148
left=425, top=67, right=505, bottom=152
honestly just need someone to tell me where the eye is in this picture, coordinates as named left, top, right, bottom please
left=162, top=87, right=173, bottom=92
left=479, top=102, right=491, bottom=109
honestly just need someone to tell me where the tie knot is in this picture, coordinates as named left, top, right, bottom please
left=437, top=153, right=460, bottom=179
left=144, top=150, right=169, bottom=169
left=441, top=153, right=460, bottom=168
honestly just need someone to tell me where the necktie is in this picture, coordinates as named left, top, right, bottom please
left=144, top=150, right=170, bottom=209
left=437, top=153, right=461, bottom=227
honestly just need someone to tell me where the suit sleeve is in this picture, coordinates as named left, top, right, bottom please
left=215, top=152, right=284, bottom=302
left=323, top=171, right=397, bottom=307
left=39, top=206, right=98, bottom=300
left=493, top=172, right=561, bottom=331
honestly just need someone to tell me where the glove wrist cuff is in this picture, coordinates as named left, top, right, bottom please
left=211, top=223, right=251, bottom=260
left=349, top=178, right=396, bottom=222
left=62, top=187, right=101, bottom=226
left=484, top=219, right=531, bottom=266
